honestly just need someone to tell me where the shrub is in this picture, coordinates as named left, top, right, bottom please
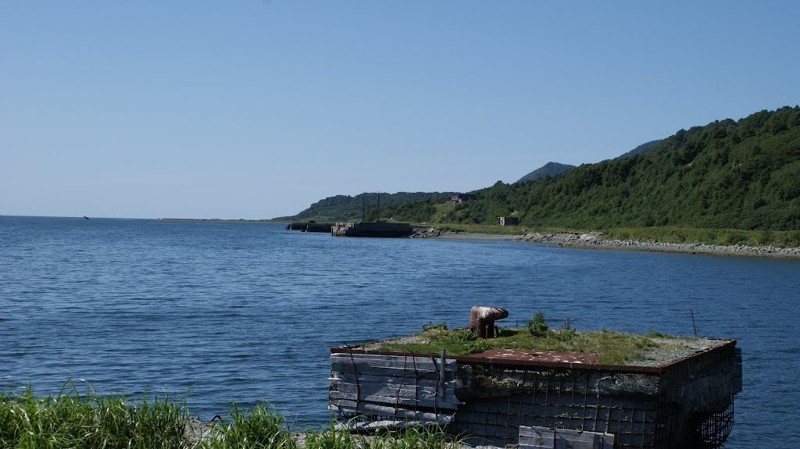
left=422, top=322, right=448, bottom=332
left=554, top=328, right=576, bottom=342
left=527, top=312, right=549, bottom=337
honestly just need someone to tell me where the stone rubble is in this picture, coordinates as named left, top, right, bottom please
left=517, top=232, right=800, bottom=258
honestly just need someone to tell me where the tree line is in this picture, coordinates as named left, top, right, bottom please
left=383, top=106, right=800, bottom=231
left=288, top=191, right=456, bottom=222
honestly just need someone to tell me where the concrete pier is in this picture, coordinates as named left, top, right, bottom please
left=329, top=338, right=741, bottom=449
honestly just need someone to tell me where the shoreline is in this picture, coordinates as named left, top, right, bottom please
left=417, top=229, right=800, bottom=259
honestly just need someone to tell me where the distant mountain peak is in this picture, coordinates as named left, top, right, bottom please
left=516, top=162, right=575, bottom=184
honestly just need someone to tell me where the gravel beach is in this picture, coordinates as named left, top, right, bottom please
left=414, top=229, right=800, bottom=259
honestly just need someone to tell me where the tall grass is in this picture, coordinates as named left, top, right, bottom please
left=205, top=403, right=295, bottom=449
left=0, top=383, right=188, bottom=449
left=0, top=383, right=462, bottom=449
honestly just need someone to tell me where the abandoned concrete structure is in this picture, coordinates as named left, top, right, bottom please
left=329, top=337, right=741, bottom=449
left=498, top=216, right=520, bottom=226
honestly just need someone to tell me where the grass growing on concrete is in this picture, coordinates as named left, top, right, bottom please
left=0, top=383, right=462, bottom=449
left=374, top=324, right=663, bottom=365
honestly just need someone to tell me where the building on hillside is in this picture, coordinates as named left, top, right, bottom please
left=447, top=194, right=477, bottom=204
left=499, top=216, right=519, bottom=226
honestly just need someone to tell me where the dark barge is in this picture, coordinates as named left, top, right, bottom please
left=286, top=222, right=334, bottom=232
left=331, top=221, right=414, bottom=238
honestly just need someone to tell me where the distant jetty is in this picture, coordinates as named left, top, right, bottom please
left=331, top=221, right=414, bottom=238
left=285, top=220, right=415, bottom=237
left=286, top=221, right=333, bottom=233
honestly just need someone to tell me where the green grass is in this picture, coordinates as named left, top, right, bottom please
left=424, top=222, right=528, bottom=235
left=206, top=402, right=295, bottom=449
left=375, top=326, right=662, bottom=365
left=0, top=383, right=462, bottom=449
left=0, top=383, right=188, bottom=449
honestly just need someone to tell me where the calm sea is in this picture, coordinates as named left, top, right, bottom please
left=1, top=216, right=799, bottom=447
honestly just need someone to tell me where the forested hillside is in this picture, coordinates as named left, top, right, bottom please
left=286, top=191, right=457, bottom=222
left=386, top=106, right=800, bottom=231
left=614, top=139, right=662, bottom=160
left=516, top=162, right=575, bottom=183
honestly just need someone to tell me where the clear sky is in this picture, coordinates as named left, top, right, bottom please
left=1, top=1, right=798, bottom=219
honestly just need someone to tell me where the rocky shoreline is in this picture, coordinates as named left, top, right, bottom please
left=518, top=231, right=800, bottom=258
left=414, top=228, right=800, bottom=259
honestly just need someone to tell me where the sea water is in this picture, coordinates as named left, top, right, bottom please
left=1, top=216, right=799, bottom=447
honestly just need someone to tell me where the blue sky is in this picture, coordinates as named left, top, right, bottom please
left=1, top=1, right=798, bottom=219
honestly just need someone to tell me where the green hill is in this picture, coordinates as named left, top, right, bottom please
left=516, top=162, right=575, bottom=184
left=384, top=106, right=800, bottom=232
left=281, top=191, right=458, bottom=222
left=614, top=139, right=663, bottom=160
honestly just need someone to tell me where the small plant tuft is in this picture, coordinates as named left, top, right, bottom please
left=553, top=328, right=577, bottom=342
left=422, top=322, right=448, bottom=332
left=527, top=311, right=549, bottom=337
left=644, top=330, right=673, bottom=339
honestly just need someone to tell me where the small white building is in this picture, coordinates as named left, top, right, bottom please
left=499, top=216, right=519, bottom=226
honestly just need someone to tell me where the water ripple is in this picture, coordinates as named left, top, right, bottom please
left=1, top=217, right=799, bottom=447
